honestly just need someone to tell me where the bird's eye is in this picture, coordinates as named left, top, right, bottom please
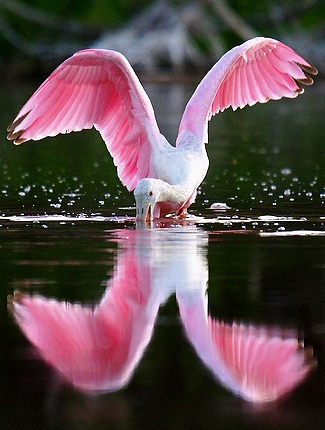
left=149, top=191, right=153, bottom=197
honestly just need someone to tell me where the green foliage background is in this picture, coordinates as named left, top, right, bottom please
left=0, top=0, right=323, bottom=73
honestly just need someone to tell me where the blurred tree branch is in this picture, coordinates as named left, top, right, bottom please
left=0, top=0, right=101, bottom=36
left=92, top=0, right=208, bottom=71
left=0, top=0, right=323, bottom=74
left=0, top=13, right=31, bottom=53
left=209, top=0, right=259, bottom=40
left=267, top=0, right=323, bottom=24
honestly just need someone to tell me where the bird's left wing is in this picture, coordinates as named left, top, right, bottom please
left=7, top=50, right=162, bottom=190
left=177, top=37, right=317, bottom=145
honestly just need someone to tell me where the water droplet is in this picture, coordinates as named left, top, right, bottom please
left=281, top=168, right=292, bottom=175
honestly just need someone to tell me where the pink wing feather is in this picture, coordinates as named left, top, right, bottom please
left=209, top=320, right=311, bottom=402
left=7, top=49, right=162, bottom=190
left=177, top=37, right=318, bottom=145
left=178, top=293, right=313, bottom=402
left=9, top=241, right=157, bottom=392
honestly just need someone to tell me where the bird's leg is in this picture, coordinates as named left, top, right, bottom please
left=177, top=208, right=188, bottom=219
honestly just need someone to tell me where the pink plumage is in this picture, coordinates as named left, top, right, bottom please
left=208, top=320, right=311, bottom=402
left=10, top=234, right=161, bottom=392
left=8, top=50, right=161, bottom=191
left=177, top=37, right=317, bottom=144
left=177, top=294, right=313, bottom=402
left=7, top=38, right=317, bottom=220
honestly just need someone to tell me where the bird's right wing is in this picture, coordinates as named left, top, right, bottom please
left=7, top=50, right=162, bottom=190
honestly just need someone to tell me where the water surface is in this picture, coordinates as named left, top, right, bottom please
left=0, top=80, right=324, bottom=429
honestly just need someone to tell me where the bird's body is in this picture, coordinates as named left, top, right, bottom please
left=135, top=135, right=209, bottom=219
left=7, top=37, right=317, bottom=221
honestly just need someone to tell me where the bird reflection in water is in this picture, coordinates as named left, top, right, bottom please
left=9, top=226, right=313, bottom=401
left=178, top=289, right=312, bottom=402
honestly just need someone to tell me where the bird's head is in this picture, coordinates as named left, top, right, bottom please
left=134, top=178, right=160, bottom=222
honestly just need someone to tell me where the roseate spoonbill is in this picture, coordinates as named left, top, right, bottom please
left=7, top=38, right=317, bottom=221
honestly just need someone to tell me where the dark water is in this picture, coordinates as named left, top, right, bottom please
left=0, top=79, right=324, bottom=429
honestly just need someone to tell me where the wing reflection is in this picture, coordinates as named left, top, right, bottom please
left=10, top=226, right=312, bottom=400
left=10, top=229, right=172, bottom=393
left=177, top=284, right=313, bottom=402
left=10, top=226, right=206, bottom=393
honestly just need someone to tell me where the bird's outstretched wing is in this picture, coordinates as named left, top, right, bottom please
left=177, top=37, right=318, bottom=145
left=7, top=49, right=162, bottom=190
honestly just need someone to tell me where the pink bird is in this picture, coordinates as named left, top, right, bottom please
left=7, top=37, right=317, bottom=221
